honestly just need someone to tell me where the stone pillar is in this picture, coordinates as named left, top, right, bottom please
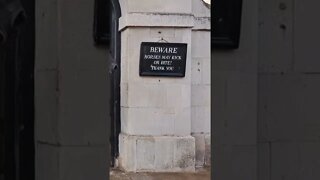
left=118, top=0, right=196, bottom=172
left=190, top=0, right=211, bottom=168
left=35, top=0, right=110, bottom=179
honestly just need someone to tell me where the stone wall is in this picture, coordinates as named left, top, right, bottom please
left=212, top=0, right=259, bottom=179
left=35, top=0, right=110, bottom=179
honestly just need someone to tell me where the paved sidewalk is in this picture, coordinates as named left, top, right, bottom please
left=110, top=166, right=211, bottom=180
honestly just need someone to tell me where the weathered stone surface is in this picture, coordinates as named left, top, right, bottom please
left=204, top=134, right=211, bottom=166
left=191, top=31, right=211, bottom=59
left=154, top=137, right=174, bottom=170
left=173, top=136, right=196, bottom=172
left=136, top=138, right=155, bottom=171
left=191, top=106, right=211, bottom=133
left=119, top=133, right=137, bottom=172
left=119, top=134, right=195, bottom=172
left=193, top=134, right=205, bottom=167
left=192, top=0, right=211, bottom=18
left=192, top=133, right=211, bottom=167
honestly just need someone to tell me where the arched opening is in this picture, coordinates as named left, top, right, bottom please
left=94, top=0, right=121, bottom=167
left=0, top=0, right=35, bottom=179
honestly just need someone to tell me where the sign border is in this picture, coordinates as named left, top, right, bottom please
left=139, top=42, right=187, bottom=77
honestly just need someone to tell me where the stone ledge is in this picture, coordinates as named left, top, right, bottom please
left=118, top=133, right=196, bottom=172
left=192, top=17, right=211, bottom=30
left=119, top=13, right=194, bottom=31
left=119, top=14, right=210, bottom=32
left=119, top=0, right=192, bottom=15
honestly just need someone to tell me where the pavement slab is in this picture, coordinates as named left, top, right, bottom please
left=110, top=167, right=211, bottom=180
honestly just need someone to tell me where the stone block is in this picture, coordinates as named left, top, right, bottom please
left=127, top=28, right=151, bottom=55
left=227, top=145, right=257, bottom=180
left=120, top=83, right=128, bottom=107
left=174, top=107, right=192, bottom=136
left=173, top=136, right=195, bottom=172
left=191, top=31, right=210, bottom=59
left=174, top=28, right=193, bottom=42
left=58, top=0, right=107, bottom=71
left=191, top=58, right=202, bottom=84
left=154, top=137, right=175, bottom=170
left=120, top=107, right=129, bottom=134
left=270, top=142, right=299, bottom=180
left=166, top=84, right=191, bottom=108
left=35, top=0, right=58, bottom=70
left=201, top=57, right=211, bottom=85
left=123, top=107, right=175, bottom=135
left=267, top=142, right=320, bottom=179
left=259, top=74, right=320, bottom=142
left=59, top=146, right=108, bottom=180
left=150, top=28, right=175, bottom=38
left=294, top=1, right=320, bottom=72
left=212, top=71, right=257, bottom=145
left=193, top=17, right=211, bottom=30
left=136, top=137, right=155, bottom=171
left=35, top=70, right=58, bottom=144
left=191, top=106, right=211, bottom=133
left=125, top=0, right=192, bottom=14
left=58, top=69, right=109, bottom=145
left=258, top=143, right=270, bottom=180
left=120, top=56, right=128, bottom=84
left=204, top=134, right=211, bottom=166
left=153, top=110, right=175, bottom=135
left=191, top=84, right=210, bottom=106
left=258, top=0, right=293, bottom=73
left=193, top=134, right=205, bottom=167
left=121, top=30, right=128, bottom=59
left=119, top=133, right=137, bottom=171
left=127, top=83, right=166, bottom=108
left=298, top=142, right=320, bottom=179
left=119, top=134, right=195, bottom=172
left=36, top=144, right=59, bottom=180
left=213, top=145, right=257, bottom=180
left=192, top=133, right=211, bottom=167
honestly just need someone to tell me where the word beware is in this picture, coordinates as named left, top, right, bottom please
left=150, top=47, right=178, bottom=54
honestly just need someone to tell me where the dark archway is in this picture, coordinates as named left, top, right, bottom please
left=94, top=0, right=121, bottom=167
left=0, top=0, right=35, bottom=179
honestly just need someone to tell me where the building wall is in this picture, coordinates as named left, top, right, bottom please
left=35, top=0, right=111, bottom=179
left=212, top=0, right=258, bottom=179
left=214, top=0, right=320, bottom=179
left=258, top=0, right=320, bottom=179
